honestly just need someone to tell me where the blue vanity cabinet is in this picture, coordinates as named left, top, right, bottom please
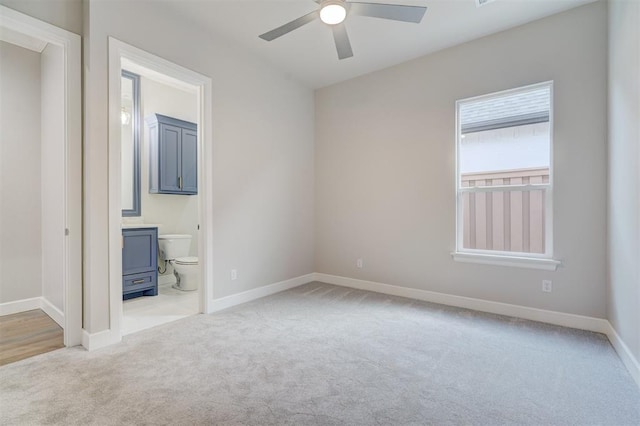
left=146, top=114, right=198, bottom=195
left=122, top=227, right=158, bottom=299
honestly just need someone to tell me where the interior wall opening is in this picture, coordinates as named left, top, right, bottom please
left=118, top=57, right=204, bottom=336
left=0, top=7, right=82, bottom=360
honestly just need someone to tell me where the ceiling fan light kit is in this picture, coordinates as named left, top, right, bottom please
left=258, top=0, right=427, bottom=60
left=320, top=1, right=348, bottom=25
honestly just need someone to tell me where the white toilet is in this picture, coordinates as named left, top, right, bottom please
left=157, top=234, right=199, bottom=291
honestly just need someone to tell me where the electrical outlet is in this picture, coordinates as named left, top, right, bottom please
left=356, top=258, right=363, bottom=269
left=231, top=269, right=238, bottom=281
left=542, top=280, right=552, bottom=293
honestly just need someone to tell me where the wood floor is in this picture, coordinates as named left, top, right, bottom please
left=0, top=309, right=63, bottom=366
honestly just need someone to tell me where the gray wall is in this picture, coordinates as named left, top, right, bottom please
left=0, top=41, right=42, bottom=303
left=83, top=0, right=315, bottom=332
left=315, top=2, right=608, bottom=318
left=607, top=0, right=640, bottom=363
left=0, top=0, right=83, bottom=35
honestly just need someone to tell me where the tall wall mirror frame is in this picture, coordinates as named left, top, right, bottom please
left=121, top=70, right=141, bottom=216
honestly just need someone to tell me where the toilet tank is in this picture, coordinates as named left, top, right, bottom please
left=158, top=234, right=192, bottom=260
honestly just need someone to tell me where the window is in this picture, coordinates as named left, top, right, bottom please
left=453, top=82, right=559, bottom=270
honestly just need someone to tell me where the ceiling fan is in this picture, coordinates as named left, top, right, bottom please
left=258, top=0, right=428, bottom=60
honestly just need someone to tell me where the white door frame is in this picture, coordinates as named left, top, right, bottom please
left=0, top=6, right=83, bottom=346
left=107, top=38, right=214, bottom=340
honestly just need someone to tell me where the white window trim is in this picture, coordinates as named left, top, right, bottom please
left=451, top=252, right=561, bottom=271
left=453, top=81, right=561, bottom=271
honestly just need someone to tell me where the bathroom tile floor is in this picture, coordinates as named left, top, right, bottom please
left=122, top=282, right=199, bottom=336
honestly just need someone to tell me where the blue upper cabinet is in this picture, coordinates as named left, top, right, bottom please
left=146, top=114, right=198, bottom=195
left=181, top=128, right=198, bottom=193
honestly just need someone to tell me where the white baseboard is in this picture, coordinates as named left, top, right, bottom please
left=83, top=273, right=316, bottom=350
left=314, top=273, right=640, bottom=389
left=314, top=273, right=610, bottom=333
left=0, top=297, right=42, bottom=316
left=606, top=322, right=640, bottom=388
left=40, top=297, right=64, bottom=328
left=82, top=329, right=121, bottom=351
left=208, top=273, right=315, bottom=313
left=22, top=271, right=633, bottom=387
left=1, top=296, right=66, bottom=329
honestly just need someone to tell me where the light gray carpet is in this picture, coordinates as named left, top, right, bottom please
left=1, top=281, right=639, bottom=425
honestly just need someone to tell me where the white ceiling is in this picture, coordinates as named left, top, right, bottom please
left=164, top=0, right=596, bottom=89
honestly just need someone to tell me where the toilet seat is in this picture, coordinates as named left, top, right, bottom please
left=174, top=256, right=198, bottom=265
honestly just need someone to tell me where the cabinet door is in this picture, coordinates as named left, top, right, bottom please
left=159, top=124, right=181, bottom=193
left=122, top=229, right=158, bottom=275
left=181, top=128, right=198, bottom=194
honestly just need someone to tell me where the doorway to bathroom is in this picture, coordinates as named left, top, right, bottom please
left=0, top=6, right=82, bottom=355
left=108, top=39, right=213, bottom=339
left=120, top=61, right=200, bottom=335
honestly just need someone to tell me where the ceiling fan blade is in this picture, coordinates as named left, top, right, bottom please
left=332, top=23, right=353, bottom=60
left=348, top=2, right=427, bottom=23
left=259, top=11, right=318, bottom=41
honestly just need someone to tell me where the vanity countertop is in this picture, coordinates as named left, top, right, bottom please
left=121, top=223, right=161, bottom=229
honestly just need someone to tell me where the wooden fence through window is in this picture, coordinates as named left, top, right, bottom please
left=461, top=167, right=549, bottom=254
